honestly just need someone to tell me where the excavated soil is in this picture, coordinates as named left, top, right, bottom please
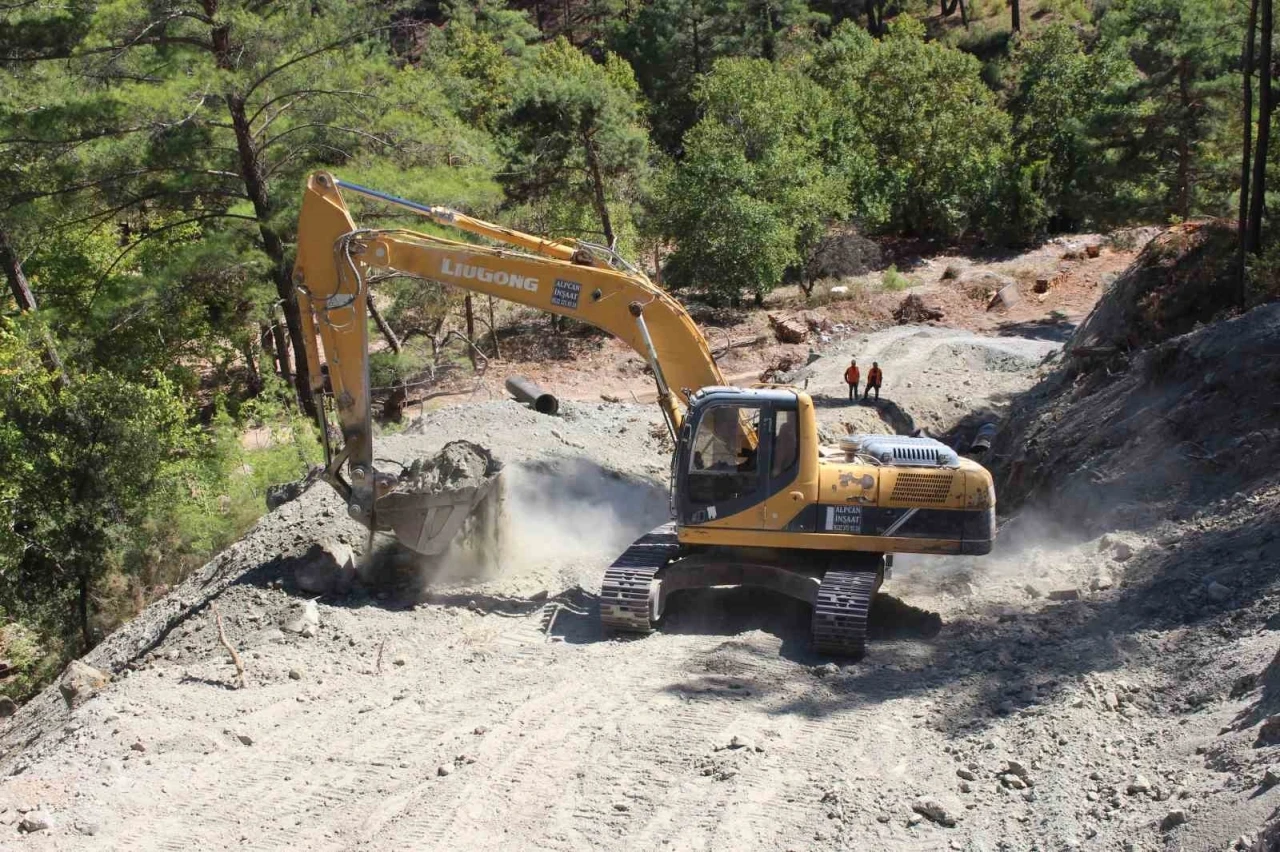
left=3, top=235, right=1279, bottom=852
left=396, top=440, right=500, bottom=494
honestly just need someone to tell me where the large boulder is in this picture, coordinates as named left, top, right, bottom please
left=294, top=539, right=358, bottom=596
left=58, top=660, right=109, bottom=710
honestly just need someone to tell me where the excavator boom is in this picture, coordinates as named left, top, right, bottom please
left=292, top=172, right=723, bottom=550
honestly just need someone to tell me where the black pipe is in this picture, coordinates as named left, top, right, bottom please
left=970, top=422, right=998, bottom=454
left=505, top=375, right=559, bottom=415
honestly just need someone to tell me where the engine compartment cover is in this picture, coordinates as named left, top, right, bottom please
left=838, top=434, right=960, bottom=468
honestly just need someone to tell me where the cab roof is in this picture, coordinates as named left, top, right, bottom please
left=686, top=386, right=802, bottom=409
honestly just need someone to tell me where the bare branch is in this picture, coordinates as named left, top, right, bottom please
left=243, top=25, right=399, bottom=100
left=262, top=122, right=393, bottom=151
left=246, top=88, right=378, bottom=128
left=211, top=602, right=246, bottom=689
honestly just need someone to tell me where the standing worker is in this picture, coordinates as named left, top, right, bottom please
left=844, top=359, right=861, bottom=402
left=866, top=361, right=883, bottom=401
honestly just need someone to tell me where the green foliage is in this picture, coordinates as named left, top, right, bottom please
left=658, top=58, right=847, bottom=302
left=881, top=264, right=911, bottom=290
left=810, top=20, right=1012, bottom=239
left=609, top=0, right=824, bottom=153
left=0, top=321, right=198, bottom=648
left=1003, top=24, right=1129, bottom=235
left=146, top=390, right=321, bottom=588
left=499, top=39, right=650, bottom=250
left=1096, top=0, right=1240, bottom=220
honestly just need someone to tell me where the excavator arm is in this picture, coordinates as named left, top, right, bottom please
left=291, top=172, right=725, bottom=547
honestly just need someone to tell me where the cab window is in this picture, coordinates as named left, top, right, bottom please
left=771, top=409, right=799, bottom=480
left=687, top=405, right=760, bottom=506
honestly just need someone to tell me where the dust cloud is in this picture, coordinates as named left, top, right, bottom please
left=367, top=457, right=670, bottom=597
left=497, top=458, right=670, bottom=570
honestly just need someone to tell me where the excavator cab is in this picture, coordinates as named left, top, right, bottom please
left=676, top=388, right=800, bottom=528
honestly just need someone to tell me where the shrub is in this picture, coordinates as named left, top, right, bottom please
left=882, top=265, right=912, bottom=291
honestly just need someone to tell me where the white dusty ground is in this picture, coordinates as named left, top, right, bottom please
left=1, top=321, right=1277, bottom=852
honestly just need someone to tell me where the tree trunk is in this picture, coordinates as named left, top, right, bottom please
left=1010, top=0, right=1020, bottom=32
left=243, top=339, right=262, bottom=394
left=260, top=320, right=279, bottom=375
left=1176, top=60, right=1193, bottom=219
left=1, top=225, right=65, bottom=383
left=367, top=297, right=401, bottom=354
left=225, top=93, right=315, bottom=418
left=582, top=130, right=616, bottom=247
left=691, top=14, right=703, bottom=75
left=1, top=226, right=38, bottom=312
left=959, top=0, right=968, bottom=26
left=487, top=296, right=501, bottom=359
left=464, top=295, right=477, bottom=368
left=78, top=574, right=91, bottom=649
left=1239, top=0, right=1259, bottom=301
left=1249, top=0, right=1274, bottom=256
left=204, top=0, right=313, bottom=417
left=762, top=5, right=778, bottom=61
left=270, top=308, right=292, bottom=383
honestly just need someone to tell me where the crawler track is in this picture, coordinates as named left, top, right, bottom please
left=599, top=522, right=679, bottom=633
left=811, top=568, right=882, bottom=657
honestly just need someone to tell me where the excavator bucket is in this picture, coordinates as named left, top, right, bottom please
left=371, top=440, right=504, bottom=557
left=375, top=476, right=502, bottom=556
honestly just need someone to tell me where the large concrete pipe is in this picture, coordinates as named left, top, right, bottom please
left=505, top=375, right=559, bottom=415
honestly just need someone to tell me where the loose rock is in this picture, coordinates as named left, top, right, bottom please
left=0, top=696, right=17, bottom=717
left=58, top=660, right=109, bottom=710
left=1127, top=775, right=1151, bottom=795
left=19, top=812, right=52, bottom=833
left=956, top=768, right=976, bottom=781
left=912, top=797, right=959, bottom=827
left=1001, top=774, right=1026, bottom=790
left=294, top=539, right=357, bottom=596
left=1207, top=581, right=1232, bottom=603
left=437, top=764, right=453, bottom=777
left=1160, top=808, right=1187, bottom=830
left=282, top=600, right=321, bottom=636
left=288, top=668, right=303, bottom=681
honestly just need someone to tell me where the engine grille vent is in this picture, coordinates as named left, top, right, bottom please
left=839, top=435, right=960, bottom=468
left=891, top=472, right=956, bottom=505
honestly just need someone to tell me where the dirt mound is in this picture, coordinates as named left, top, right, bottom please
left=1072, top=221, right=1238, bottom=354
left=892, top=294, right=944, bottom=324
left=397, top=440, right=500, bottom=493
left=993, top=301, right=1280, bottom=529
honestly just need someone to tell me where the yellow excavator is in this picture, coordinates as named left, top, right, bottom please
left=291, top=172, right=996, bottom=656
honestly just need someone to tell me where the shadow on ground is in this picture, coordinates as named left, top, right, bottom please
left=995, top=317, right=1077, bottom=342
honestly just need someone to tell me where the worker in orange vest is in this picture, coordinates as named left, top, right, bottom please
left=844, top=359, right=861, bottom=402
left=866, top=362, right=883, bottom=401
